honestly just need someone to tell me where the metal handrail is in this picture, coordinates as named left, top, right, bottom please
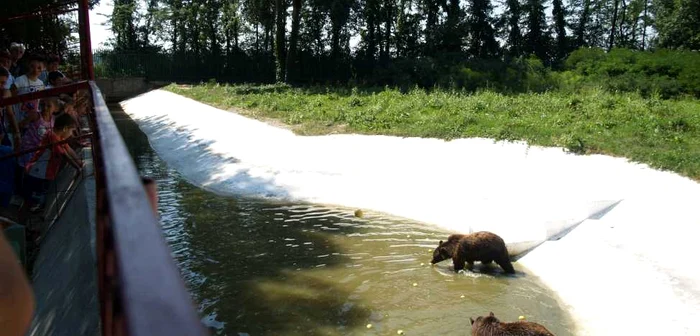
left=0, top=133, right=92, bottom=162
left=0, top=81, right=90, bottom=108
left=89, top=81, right=206, bottom=336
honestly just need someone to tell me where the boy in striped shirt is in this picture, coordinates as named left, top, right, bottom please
left=19, top=113, right=82, bottom=223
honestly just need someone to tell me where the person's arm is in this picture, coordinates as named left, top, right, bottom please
left=61, top=150, right=82, bottom=171
left=0, top=229, right=35, bottom=336
left=2, top=91, right=21, bottom=150
left=64, top=145, right=82, bottom=165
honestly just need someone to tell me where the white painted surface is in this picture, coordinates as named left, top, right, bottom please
left=121, top=90, right=700, bottom=335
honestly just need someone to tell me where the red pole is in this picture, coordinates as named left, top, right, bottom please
left=78, top=0, right=95, bottom=80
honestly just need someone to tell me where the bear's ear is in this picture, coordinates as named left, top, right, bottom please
left=469, top=317, right=475, bottom=325
left=489, top=312, right=495, bottom=317
left=438, top=240, right=443, bottom=246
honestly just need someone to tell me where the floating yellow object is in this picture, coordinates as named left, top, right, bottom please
left=412, top=283, right=418, bottom=287
left=397, top=330, right=404, bottom=335
left=406, top=235, right=411, bottom=238
left=354, top=209, right=364, bottom=218
left=460, top=295, right=465, bottom=298
left=519, top=316, right=526, bottom=320
left=420, top=263, right=425, bottom=266
left=366, top=324, right=373, bottom=329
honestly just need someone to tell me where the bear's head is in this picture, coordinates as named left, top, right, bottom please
left=470, top=312, right=499, bottom=330
left=430, top=240, right=451, bottom=264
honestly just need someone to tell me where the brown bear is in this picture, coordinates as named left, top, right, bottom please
left=430, top=231, right=515, bottom=274
left=470, top=312, right=555, bottom=336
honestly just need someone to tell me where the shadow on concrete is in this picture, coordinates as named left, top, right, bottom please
left=115, top=106, right=291, bottom=200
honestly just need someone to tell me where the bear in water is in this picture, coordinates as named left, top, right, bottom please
left=470, top=312, right=554, bottom=336
left=430, top=232, right=515, bottom=274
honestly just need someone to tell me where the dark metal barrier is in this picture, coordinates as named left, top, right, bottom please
left=88, top=82, right=206, bottom=336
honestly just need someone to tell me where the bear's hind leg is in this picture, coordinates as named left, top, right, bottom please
left=481, top=259, right=493, bottom=265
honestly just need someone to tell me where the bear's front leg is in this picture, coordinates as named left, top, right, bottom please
left=452, top=256, right=466, bottom=272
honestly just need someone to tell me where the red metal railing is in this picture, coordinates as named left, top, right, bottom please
left=0, top=81, right=90, bottom=107
left=89, top=83, right=206, bottom=336
left=2, top=1, right=207, bottom=335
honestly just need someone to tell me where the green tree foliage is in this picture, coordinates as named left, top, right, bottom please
left=111, top=0, right=139, bottom=50
left=502, top=0, right=524, bottom=58
left=524, top=0, right=550, bottom=62
left=89, top=0, right=698, bottom=88
left=654, top=0, right=700, bottom=50
left=551, top=0, right=568, bottom=63
left=0, top=0, right=98, bottom=55
left=467, top=0, right=499, bottom=58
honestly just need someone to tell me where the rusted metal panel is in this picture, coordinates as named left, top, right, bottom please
left=89, top=82, right=206, bottom=336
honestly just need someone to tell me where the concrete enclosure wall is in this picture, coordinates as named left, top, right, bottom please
left=95, top=77, right=168, bottom=103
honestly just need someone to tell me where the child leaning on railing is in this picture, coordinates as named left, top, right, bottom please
left=17, top=113, right=83, bottom=224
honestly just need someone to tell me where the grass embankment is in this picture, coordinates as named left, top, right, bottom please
left=165, top=83, right=700, bottom=180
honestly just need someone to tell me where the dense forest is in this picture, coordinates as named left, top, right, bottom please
left=101, top=0, right=698, bottom=86
left=2, top=0, right=698, bottom=94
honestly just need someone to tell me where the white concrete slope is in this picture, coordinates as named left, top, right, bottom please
left=121, top=90, right=700, bottom=335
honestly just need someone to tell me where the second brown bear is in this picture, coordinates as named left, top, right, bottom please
left=430, top=231, right=515, bottom=274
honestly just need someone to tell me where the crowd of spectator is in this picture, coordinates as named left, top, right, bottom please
left=1, top=42, right=89, bottom=224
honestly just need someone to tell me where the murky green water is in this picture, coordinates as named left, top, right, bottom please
left=112, top=106, right=576, bottom=336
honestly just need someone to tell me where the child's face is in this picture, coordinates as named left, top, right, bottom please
left=0, top=76, right=7, bottom=90
left=64, top=103, right=75, bottom=114
left=48, top=62, right=59, bottom=72
left=10, top=48, right=24, bottom=61
left=42, top=100, right=58, bottom=114
left=27, top=61, right=42, bottom=78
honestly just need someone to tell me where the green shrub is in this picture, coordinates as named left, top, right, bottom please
left=565, top=48, right=700, bottom=98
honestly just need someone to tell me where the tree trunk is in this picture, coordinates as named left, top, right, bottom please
left=274, top=0, right=287, bottom=82
left=576, top=0, right=590, bottom=48
left=331, top=21, right=342, bottom=60
left=382, top=0, right=392, bottom=62
left=608, top=0, right=619, bottom=51
left=285, top=0, right=302, bottom=83
left=641, top=0, right=648, bottom=50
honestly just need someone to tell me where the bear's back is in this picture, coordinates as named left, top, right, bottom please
left=458, top=231, right=508, bottom=259
left=501, top=321, right=555, bottom=336
left=472, top=321, right=554, bottom=336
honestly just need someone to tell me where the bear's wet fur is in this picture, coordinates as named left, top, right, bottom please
left=470, top=312, right=555, bottom=336
left=430, top=231, right=515, bottom=274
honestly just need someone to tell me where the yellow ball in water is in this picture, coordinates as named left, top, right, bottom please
left=366, top=324, right=373, bottom=329
left=397, top=330, right=404, bottom=335
left=354, top=209, right=364, bottom=218
left=519, top=316, right=526, bottom=320
left=412, top=283, right=418, bottom=287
